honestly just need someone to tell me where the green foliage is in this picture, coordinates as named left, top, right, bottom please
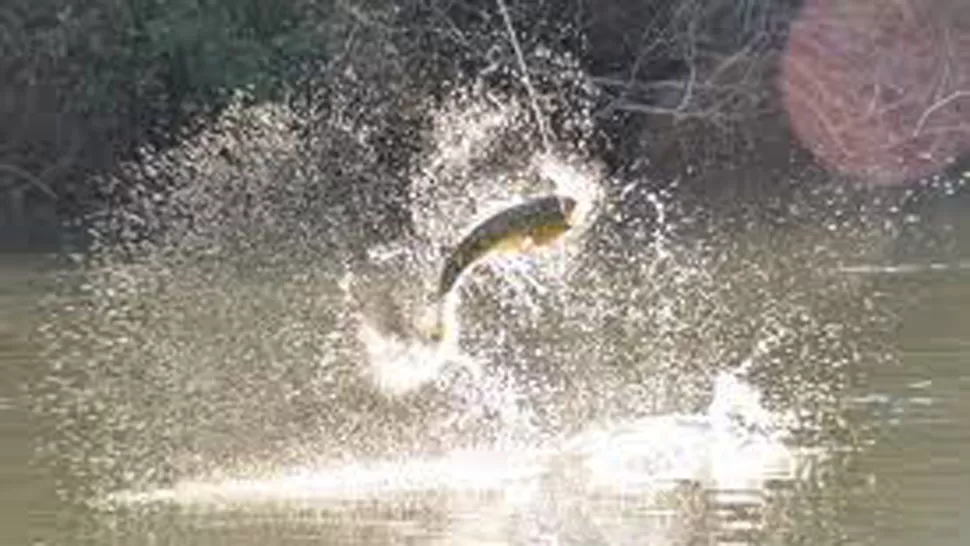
left=4, top=0, right=337, bottom=149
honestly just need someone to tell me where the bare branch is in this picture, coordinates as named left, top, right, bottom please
left=0, top=163, right=57, bottom=199
left=913, top=90, right=970, bottom=137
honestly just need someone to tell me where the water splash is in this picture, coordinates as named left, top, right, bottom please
left=93, top=364, right=833, bottom=546
left=103, top=364, right=819, bottom=507
left=347, top=89, right=606, bottom=397
left=28, top=42, right=911, bottom=546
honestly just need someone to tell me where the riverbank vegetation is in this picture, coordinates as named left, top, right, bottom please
left=2, top=0, right=965, bottom=249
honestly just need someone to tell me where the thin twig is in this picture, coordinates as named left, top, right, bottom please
left=0, top=163, right=57, bottom=199
left=674, top=20, right=698, bottom=113
left=913, top=90, right=970, bottom=137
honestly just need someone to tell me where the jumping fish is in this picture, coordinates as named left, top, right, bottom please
left=419, top=194, right=579, bottom=342
left=437, top=194, right=578, bottom=299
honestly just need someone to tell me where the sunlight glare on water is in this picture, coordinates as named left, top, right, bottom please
left=104, top=363, right=821, bottom=536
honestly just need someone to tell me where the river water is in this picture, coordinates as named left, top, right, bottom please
left=4, top=94, right=970, bottom=546
left=5, top=193, right=970, bottom=546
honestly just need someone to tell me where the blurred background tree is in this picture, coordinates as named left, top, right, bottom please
left=7, top=0, right=962, bottom=250
left=1, top=0, right=343, bottom=246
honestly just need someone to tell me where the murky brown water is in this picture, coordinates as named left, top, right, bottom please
left=5, top=240, right=970, bottom=546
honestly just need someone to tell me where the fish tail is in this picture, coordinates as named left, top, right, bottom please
left=419, top=298, right=456, bottom=344
left=437, top=246, right=479, bottom=300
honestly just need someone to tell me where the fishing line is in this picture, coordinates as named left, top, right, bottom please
left=496, top=0, right=552, bottom=153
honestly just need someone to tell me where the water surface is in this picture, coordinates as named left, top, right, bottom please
left=6, top=242, right=970, bottom=545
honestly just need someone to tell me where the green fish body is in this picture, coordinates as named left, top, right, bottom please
left=421, top=194, right=578, bottom=342
left=437, top=194, right=578, bottom=299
